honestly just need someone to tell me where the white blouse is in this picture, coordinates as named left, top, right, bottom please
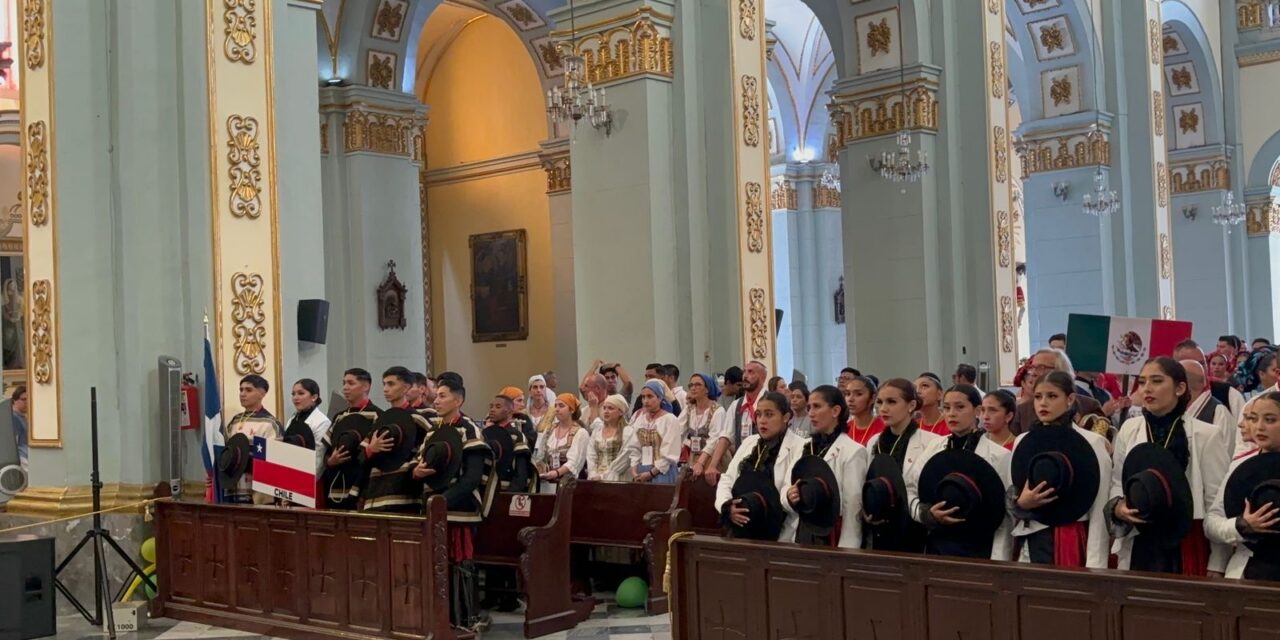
left=716, top=431, right=808, bottom=543
left=625, top=411, right=683, bottom=474
left=799, top=433, right=869, bottom=549
left=906, top=434, right=1014, bottom=561
left=534, top=420, right=588, bottom=494
left=678, top=403, right=725, bottom=458
left=1009, top=426, right=1113, bottom=569
left=1206, top=449, right=1266, bottom=579
left=587, top=423, right=635, bottom=481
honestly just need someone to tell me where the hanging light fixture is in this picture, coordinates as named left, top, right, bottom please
left=1079, top=4, right=1119, bottom=218
left=546, top=0, right=613, bottom=136
left=819, top=165, right=841, bottom=193
left=1211, top=76, right=1245, bottom=230
left=868, top=0, right=928, bottom=185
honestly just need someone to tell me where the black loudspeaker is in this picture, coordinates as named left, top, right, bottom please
left=298, top=299, right=330, bottom=344
left=0, top=535, right=56, bottom=639
left=775, top=308, right=785, bottom=333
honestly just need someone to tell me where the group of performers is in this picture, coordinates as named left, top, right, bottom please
left=716, top=358, right=1280, bottom=583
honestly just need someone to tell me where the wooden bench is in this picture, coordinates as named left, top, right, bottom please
left=472, top=478, right=594, bottom=638
left=568, top=479, right=687, bottom=615
left=154, top=495, right=461, bottom=640
left=669, top=530, right=1280, bottom=640
left=671, top=468, right=723, bottom=536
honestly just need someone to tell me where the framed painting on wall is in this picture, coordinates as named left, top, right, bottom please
left=469, top=229, right=528, bottom=342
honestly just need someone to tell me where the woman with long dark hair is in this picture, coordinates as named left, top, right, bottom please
left=1108, top=357, right=1229, bottom=576
left=716, top=391, right=807, bottom=541
left=786, top=385, right=868, bottom=548
left=845, top=376, right=885, bottom=446
left=1207, top=391, right=1280, bottom=581
left=288, top=378, right=331, bottom=473
left=862, top=379, right=941, bottom=552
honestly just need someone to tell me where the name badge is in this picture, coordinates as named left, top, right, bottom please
left=642, top=445, right=655, bottom=466
left=690, top=438, right=702, bottom=454
left=739, top=414, right=751, bottom=439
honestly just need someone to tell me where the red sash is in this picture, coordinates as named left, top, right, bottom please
left=1179, top=520, right=1210, bottom=577
left=450, top=526, right=474, bottom=562
left=1053, top=521, right=1087, bottom=567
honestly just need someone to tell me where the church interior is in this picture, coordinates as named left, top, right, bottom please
left=3, top=0, right=1280, bottom=638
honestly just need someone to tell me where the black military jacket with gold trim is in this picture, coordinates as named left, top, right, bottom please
left=415, top=412, right=497, bottom=523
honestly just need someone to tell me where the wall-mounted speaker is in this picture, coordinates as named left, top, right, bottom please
left=298, top=299, right=329, bottom=344
left=0, top=535, right=55, bottom=639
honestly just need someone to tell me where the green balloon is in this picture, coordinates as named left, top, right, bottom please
left=140, top=537, right=156, bottom=564
left=143, top=575, right=159, bottom=600
left=615, top=576, right=648, bottom=609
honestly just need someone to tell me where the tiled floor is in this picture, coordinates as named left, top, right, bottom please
left=50, top=599, right=672, bottom=640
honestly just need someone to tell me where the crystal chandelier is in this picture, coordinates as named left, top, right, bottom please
left=1081, top=167, right=1119, bottom=217
left=1212, top=190, right=1247, bottom=229
left=869, top=130, right=929, bottom=183
left=545, top=1, right=612, bottom=136
left=819, top=166, right=841, bottom=192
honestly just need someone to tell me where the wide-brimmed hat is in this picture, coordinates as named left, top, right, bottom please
left=369, top=408, right=420, bottom=473
left=1011, top=426, right=1101, bottom=526
left=1225, top=453, right=1280, bottom=556
left=328, top=412, right=376, bottom=479
left=726, top=470, right=786, bottom=541
left=862, top=455, right=908, bottom=527
left=1121, top=443, right=1193, bottom=549
left=283, top=419, right=316, bottom=450
left=419, top=421, right=465, bottom=493
left=217, top=433, right=253, bottom=489
left=790, top=454, right=840, bottom=532
left=918, top=448, right=1007, bottom=547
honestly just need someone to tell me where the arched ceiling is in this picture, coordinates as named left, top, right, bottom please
left=766, top=0, right=836, bottom=163
left=319, top=0, right=569, bottom=93
left=1003, top=0, right=1098, bottom=123
left=1161, top=0, right=1222, bottom=151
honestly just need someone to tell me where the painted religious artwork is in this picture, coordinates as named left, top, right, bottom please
left=470, top=229, right=528, bottom=343
left=0, top=255, right=23, bottom=372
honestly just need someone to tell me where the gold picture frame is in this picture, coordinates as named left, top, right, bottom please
left=469, top=229, right=528, bottom=343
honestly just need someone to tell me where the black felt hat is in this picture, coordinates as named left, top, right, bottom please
left=217, top=433, right=253, bottom=489
left=419, top=420, right=465, bottom=493
left=727, top=470, right=787, bottom=541
left=328, top=412, right=376, bottom=477
left=282, top=419, right=316, bottom=450
left=1011, top=426, right=1101, bottom=526
left=862, top=454, right=908, bottom=526
left=1121, top=443, right=1193, bottom=549
left=1225, top=453, right=1280, bottom=555
left=790, top=454, right=841, bottom=532
left=483, top=424, right=517, bottom=479
left=918, top=448, right=1007, bottom=539
left=369, top=408, right=420, bottom=473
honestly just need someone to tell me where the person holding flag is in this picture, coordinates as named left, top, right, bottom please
left=219, top=375, right=283, bottom=504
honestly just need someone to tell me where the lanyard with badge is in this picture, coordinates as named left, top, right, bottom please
left=739, top=396, right=756, bottom=441
left=690, top=406, right=713, bottom=454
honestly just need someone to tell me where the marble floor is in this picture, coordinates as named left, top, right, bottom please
left=51, top=599, right=672, bottom=640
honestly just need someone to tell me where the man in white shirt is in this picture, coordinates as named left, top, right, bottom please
left=1174, top=342, right=1246, bottom=419
left=691, top=360, right=768, bottom=486
left=1182, top=360, right=1243, bottom=456
left=664, top=363, right=688, bottom=413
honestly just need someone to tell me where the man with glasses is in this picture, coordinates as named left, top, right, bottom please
left=1013, top=349, right=1104, bottom=434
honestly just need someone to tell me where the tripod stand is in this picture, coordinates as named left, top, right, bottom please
left=53, top=387, right=155, bottom=639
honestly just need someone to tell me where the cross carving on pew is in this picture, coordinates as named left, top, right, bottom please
left=352, top=564, right=378, bottom=602
left=777, top=609, right=818, bottom=640
left=393, top=562, right=419, bottom=606
left=705, top=602, right=747, bottom=638
left=313, top=557, right=335, bottom=595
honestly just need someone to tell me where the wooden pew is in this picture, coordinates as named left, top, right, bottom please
left=671, top=468, right=723, bottom=536
left=569, top=479, right=687, bottom=615
left=668, top=531, right=1280, bottom=640
left=154, top=495, right=461, bottom=640
left=472, top=478, right=594, bottom=638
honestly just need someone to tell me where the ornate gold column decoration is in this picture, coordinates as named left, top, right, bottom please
left=1169, top=157, right=1229, bottom=195
left=738, top=0, right=757, bottom=40
left=1247, top=200, right=1280, bottom=237
left=541, top=152, right=572, bottom=194
left=341, top=107, right=426, bottom=158
left=828, top=80, right=940, bottom=152
left=1240, top=1, right=1264, bottom=30
left=551, top=8, right=674, bottom=85
left=981, top=1, right=1018, bottom=382
left=728, top=0, right=774, bottom=365
left=1141, top=2, right=1175, bottom=315
left=205, top=0, right=284, bottom=413
left=771, top=179, right=797, bottom=211
left=1013, top=125, right=1111, bottom=178
left=814, top=183, right=841, bottom=209
left=320, top=120, right=329, bottom=155
left=19, top=0, right=61, bottom=445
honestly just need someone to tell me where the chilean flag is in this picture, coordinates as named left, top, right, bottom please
left=202, top=331, right=224, bottom=503
left=251, top=437, right=317, bottom=507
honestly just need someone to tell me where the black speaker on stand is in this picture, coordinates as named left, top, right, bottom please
left=298, top=299, right=329, bottom=344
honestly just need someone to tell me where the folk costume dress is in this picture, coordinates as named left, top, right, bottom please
left=864, top=423, right=940, bottom=552
left=715, top=430, right=807, bottom=542
left=907, top=430, right=1014, bottom=560
left=680, top=402, right=725, bottom=468
left=318, top=400, right=382, bottom=510
left=533, top=419, right=588, bottom=494
left=1009, top=414, right=1113, bottom=569
left=797, top=430, right=869, bottom=549
left=222, top=407, right=283, bottom=504
left=587, top=422, right=634, bottom=481
left=1108, top=411, right=1230, bottom=575
left=627, top=409, right=682, bottom=484
left=361, top=408, right=431, bottom=513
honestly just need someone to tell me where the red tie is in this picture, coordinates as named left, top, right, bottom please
left=743, top=393, right=757, bottom=422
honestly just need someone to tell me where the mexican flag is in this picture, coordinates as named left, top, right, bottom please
left=1066, top=313, right=1193, bottom=375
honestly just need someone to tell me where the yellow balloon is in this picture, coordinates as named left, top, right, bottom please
left=140, top=537, right=156, bottom=564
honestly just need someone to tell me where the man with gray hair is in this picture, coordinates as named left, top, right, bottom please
left=1014, top=348, right=1104, bottom=433
left=1181, top=359, right=1243, bottom=456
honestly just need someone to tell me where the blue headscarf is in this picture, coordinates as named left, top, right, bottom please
left=694, top=373, right=722, bottom=401
left=642, top=380, right=675, bottom=414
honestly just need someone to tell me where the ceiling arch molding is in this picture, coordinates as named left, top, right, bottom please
left=1003, top=0, right=1099, bottom=123
left=1161, top=0, right=1223, bottom=150
left=1246, top=129, right=1280, bottom=194
left=767, top=0, right=837, bottom=163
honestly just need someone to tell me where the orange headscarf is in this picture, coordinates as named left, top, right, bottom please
left=499, top=386, right=524, bottom=401
left=556, top=393, right=581, bottom=420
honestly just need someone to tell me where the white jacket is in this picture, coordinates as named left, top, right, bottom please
left=906, top=435, right=1014, bottom=561
left=865, top=427, right=941, bottom=487
left=796, top=433, right=870, bottom=549
left=301, top=408, right=332, bottom=474
left=1109, top=415, right=1230, bottom=572
left=716, top=430, right=807, bottom=543
left=1010, top=426, right=1113, bottom=569
left=1205, top=449, right=1265, bottom=579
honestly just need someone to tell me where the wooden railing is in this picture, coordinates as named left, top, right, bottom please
left=669, top=531, right=1280, bottom=640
